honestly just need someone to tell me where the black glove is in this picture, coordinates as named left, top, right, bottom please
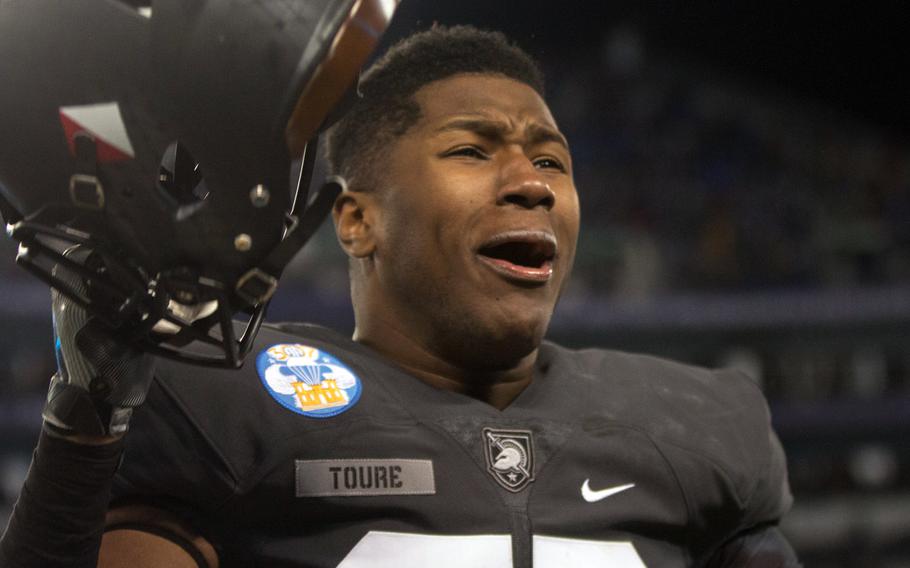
left=43, top=247, right=156, bottom=438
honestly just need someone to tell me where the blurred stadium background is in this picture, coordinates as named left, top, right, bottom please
left=1, top=2, right=908, bottom=566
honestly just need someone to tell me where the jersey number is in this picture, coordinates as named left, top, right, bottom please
left=337, top=531, right=647, bottom=567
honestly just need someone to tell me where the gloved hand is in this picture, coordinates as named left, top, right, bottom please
left=43, top=247, right=156, bottom=439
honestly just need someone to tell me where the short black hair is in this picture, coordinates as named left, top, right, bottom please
left=325, top=25, right=545, bottom=187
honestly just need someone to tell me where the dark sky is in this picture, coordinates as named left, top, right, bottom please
left=381, top=1, right=909, bottom=138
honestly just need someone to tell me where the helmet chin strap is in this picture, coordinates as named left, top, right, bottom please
left=235, top=137, right=344, bottom=307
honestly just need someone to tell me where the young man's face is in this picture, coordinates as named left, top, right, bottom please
left=365, top=73, right=579, bottom=367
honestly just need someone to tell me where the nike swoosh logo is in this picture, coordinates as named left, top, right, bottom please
left=581, top=479, right=635, bottom=503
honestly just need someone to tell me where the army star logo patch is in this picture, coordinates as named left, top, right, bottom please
left=483, top=428, right=535, bottom=492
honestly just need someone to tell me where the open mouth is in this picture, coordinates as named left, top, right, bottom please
left=476, top=231, right=557, bottom=283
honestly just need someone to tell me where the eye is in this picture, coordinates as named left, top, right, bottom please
left=533, top=156, right=565, bottom=172
left=444, top=146, right=489, bottom=160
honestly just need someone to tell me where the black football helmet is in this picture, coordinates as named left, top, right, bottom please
left=0, top=0, right=396, bottom=366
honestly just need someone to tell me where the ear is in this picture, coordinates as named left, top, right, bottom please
left=332, top=189, right=378, bottom=259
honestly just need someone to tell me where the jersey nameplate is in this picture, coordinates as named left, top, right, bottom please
left=257, top=343, right=362, bottom=418
left=296, top=459, right=436, bottom=497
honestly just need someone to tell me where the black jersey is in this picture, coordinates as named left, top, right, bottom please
left=111, top=323, right=793, bottom=567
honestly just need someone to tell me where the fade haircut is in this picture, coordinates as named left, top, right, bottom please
left=324, top=25, right=545, bottom=188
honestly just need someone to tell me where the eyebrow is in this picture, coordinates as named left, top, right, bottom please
left=435, top=117, right=569, bottom=151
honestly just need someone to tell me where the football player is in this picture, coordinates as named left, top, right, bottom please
left=1, top=26, right=800, bottom=568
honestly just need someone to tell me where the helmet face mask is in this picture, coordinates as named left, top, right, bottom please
left=0, top=0, right=396, bottom=367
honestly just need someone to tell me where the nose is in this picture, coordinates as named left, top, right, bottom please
left=496, top=155, right=555, bottom=210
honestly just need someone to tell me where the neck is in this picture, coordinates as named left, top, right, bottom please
left=353, top=316, right=537, bottom=410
